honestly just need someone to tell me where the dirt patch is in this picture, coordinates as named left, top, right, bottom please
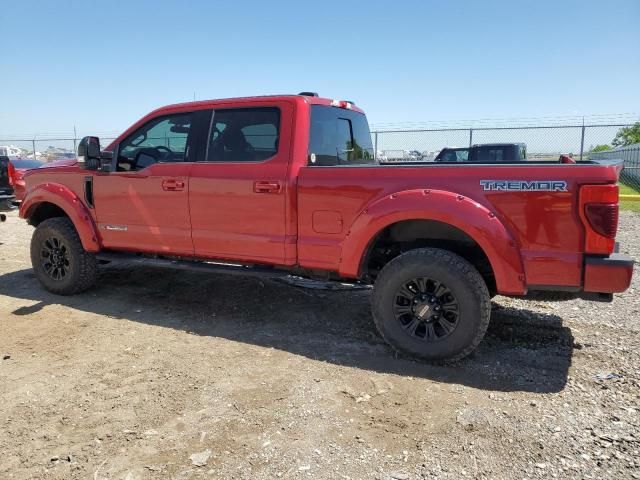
left=1, top=210, right=639, bottom=479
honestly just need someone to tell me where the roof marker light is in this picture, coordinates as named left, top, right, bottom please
left=330, top=99, right=353, bottom=109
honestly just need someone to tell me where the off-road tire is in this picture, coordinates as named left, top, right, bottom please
left=371, top=248, right=491, bottom=362
left=30, top=217, right=97, bottom=295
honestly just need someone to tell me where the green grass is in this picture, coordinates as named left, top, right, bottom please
left=619, top=181, right=640, bottom=212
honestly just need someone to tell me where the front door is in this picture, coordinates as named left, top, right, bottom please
left=93, top=111, right=197, bottom=255
left=189, top=102, right=293, bottom=265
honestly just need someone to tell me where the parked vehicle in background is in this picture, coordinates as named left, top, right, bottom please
left=45, top=152, right=77, bottom=163
left=8, top=158, right=45, bottom=203
left=408, top=150, right=423, bottom=161
left=379, top=150, right=412, bottom=162
left=0, top=157, right=45, bottom=207
left=0, top=145, right=22, bottom=158
left=434, top=147, right=470, bottom=162
left=435, top=143, right=527, bottom=162
left=18, top=93, right=634, bottom=362
left=420, top=151, right=438, bottom=162
left=379, top=150, right=431, bottom=162
left=0, top=156, right=14, bottom=206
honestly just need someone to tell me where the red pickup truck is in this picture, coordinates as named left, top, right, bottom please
left=19, top=93, right=634, bottom=361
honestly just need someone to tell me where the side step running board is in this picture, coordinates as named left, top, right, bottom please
left=96, top=252, right=290, bottom=279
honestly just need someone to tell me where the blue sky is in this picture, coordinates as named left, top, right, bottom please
left=0, top=0, right=638, bottom=139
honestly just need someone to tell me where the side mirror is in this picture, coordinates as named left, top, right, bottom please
left=77, top=136, right=101, bottom=170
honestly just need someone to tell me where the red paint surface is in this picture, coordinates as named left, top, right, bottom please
left=20, top=95, right=631, bottom=295
left=20, top=181, right=100, bottom=252
left=584, top=261, right=633, bottom=293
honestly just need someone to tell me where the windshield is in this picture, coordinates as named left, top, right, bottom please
left=11, top=159, right=44, bottom=169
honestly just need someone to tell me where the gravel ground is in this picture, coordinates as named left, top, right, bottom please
left=0, top=209, right=638, bottom=480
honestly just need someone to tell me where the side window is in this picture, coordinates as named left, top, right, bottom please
left=456, top=150, right=469, bottom=161
left=117, top=113, right=193, bottom=171
left=520, top=145, right=527, bottom=160
left=440, top=150, right=456, bottom=162
left=476, top=147, right=504, bottom=162
left=309, top=105, right=375, bottom=166
left=206, top=107, right=280, bottom=162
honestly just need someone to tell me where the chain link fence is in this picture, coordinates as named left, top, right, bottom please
left=0, top=124, right=636, bottom=167
left=372, top=124, right=633, bottom=162
left=589, top=143, right=640, bottom=191
left=0, top=138, right=117, bottom=162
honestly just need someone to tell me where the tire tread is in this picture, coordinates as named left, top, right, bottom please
left=30, top=217, right=97, bottom=295
left=372, top=248, right=491, bottom=362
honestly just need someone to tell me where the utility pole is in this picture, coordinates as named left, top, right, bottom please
left=579, top=116, right=586, bottom=161
left=73, top=125, right=77, bottom=152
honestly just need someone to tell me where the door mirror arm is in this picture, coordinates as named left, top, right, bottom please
left=99, top=150, right=113, bottom=172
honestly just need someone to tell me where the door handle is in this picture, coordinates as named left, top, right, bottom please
left=162, top=179, right=185, bottom=191
left=253, top=181, right=281, bottom=193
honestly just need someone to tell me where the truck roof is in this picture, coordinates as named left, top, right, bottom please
left=104, top=93, right=365, bottom=152
left=471, top=143, right=526, bottom=147
left=150, top=93, right=365, bottom=117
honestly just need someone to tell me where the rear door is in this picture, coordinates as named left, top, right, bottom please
left=188, top=101, right=294, bottom=265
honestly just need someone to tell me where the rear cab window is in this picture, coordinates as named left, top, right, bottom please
left=308, top=105, right=374, bottom=166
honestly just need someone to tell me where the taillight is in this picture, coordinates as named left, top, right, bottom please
left=579, top=184, right=619, bottom=254
left=7, top=162, right=16, bottom=186
left=585, top=203, right=618, bottom=238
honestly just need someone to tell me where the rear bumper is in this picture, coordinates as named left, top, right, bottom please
left=523, top=250, right=634, bottom=303
left=584, top=253, right=634, bottom=294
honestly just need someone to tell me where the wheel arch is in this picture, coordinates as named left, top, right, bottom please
left=339, top=189, right=526, bottom=295
left=20, top=183, right=101, bottom=252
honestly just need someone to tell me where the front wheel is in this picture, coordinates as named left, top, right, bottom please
left=30, top=217, right=97, bottom=295
left=371, top=248, right=491, bottom=362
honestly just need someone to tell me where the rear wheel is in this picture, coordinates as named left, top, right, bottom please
left=30, top=217, right=97, bottom=295
left=371, top=248, right=490, bottom=362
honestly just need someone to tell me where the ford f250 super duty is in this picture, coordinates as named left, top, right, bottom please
left=19, top=93, right=634, bottom=361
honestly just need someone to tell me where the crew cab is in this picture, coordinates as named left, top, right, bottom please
left=19, top=93, right=634, bottom=361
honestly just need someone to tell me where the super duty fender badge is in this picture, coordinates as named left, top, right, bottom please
left=101, top=224, right=128, bottom=231
left=480, top=180, right=568, bottom=192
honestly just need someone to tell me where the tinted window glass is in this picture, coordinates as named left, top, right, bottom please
left=475, top=147, right=506, bottom=162
left=440, top=150, right=456, bottom=162
left=206, top=108, right=280, bottom=162
left=456, top=150, right=469, bottom=161
left=436, top=148, right=469, bottom=162
left=309, top=105, right=374, bottom=166
left=117, top=113, right=193, bottom=170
